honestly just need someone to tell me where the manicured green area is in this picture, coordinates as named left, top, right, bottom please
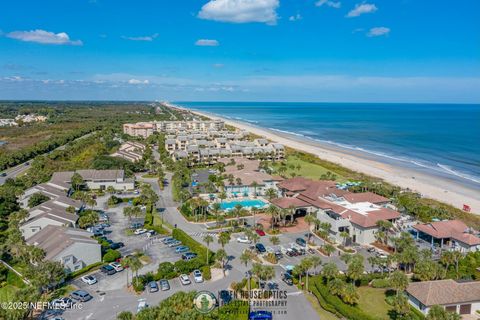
left=305, top=293, right=340, bottom=320
left=272, top=155, right=345, bottom=181
left=357, top=287, right=391, bottom=320
left=0, top=285, right=18, bottom=302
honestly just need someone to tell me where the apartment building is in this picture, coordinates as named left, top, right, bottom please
left=123, top=120, right=225, bottom=138
left=111, top=141, right=146, bottom=162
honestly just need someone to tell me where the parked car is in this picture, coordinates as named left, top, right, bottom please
left=51, top=297, right=74, bottom=309
left=134, top=228, right=147, bottom=235
left=255, top=229, right=266, bottom=237
left=0, top=172, right=6, bottom=177
left=162, top=237, right=174, bottom=243
left=137, top=299, right=148, bottom=313
left=282, top=273, right=293, bottom=286
left=286, top=248, right=296, bottom=257
left=100, top=265, right=117, bottom=275
left=193, top=269, right=203, bottom=283
left=109, top=262, right=124, bottom=272
left=131, top=222, right=143, bottom=229
left=249, top=311, right=273, bottom=320
left=179, top=274, right=191, bottom=285
left=81, top=275, right=97, bottom=285
left=148, top=281, right=159, bottom=293
left=295, top=238, right=306, bottom=247
left=182, top=252, right=197, bottom=261
left=175, top=245, right=190, bottom=253
left=168, top=240, right=182, bottom=247
left=159, top=279, right=170, bottom=291
left=70, top=290, right=92, bottom=302
left=255, top=243, right=266, bottom=253
left=376, top=252, right=388, bottom=259
left=367, top=247, right=376, bottom=253
left=110, top=242, right=124, bottom=250
left=274, top=250, right=283, bottom=259
left=237, top=236, right=252, bottom=244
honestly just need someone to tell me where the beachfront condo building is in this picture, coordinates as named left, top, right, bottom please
left=123, top=120, right=225, bottom=138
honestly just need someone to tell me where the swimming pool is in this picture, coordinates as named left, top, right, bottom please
left=219, top=199, right=268, bottom=211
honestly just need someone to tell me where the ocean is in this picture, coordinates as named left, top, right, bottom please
left=177, top=102, right=480, bottom=189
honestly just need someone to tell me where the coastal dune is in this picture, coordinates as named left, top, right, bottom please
left=176, top=105, right=480, bottom=214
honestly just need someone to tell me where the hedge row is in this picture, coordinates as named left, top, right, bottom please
left=172, top=228, right=215, bottom=264
left=310, top=278, right=377, bottom=320
left=67, top=262, right=103, bottom=279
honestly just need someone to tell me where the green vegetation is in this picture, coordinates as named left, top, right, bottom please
left=272, top=154, right=345, bottom=180
left=172, top=228, right=215, bottom=264
left=356, top=287, right=391, bottom=320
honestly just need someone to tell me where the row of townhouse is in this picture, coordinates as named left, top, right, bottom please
left=18, top=169, right=134, bottom=272
left=169, top=138, right=285, bottom=165
left=111, top=141, right=146, bottom=162
left=123, top=120, right=225, bottom=138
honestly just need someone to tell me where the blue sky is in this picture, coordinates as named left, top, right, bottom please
left=0, top=0, right=479, bottom=102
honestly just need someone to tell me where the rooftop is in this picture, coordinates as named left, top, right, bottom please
left=406, top=279, right=480, bottom=306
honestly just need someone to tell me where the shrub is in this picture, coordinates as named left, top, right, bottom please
left=310, top=277, right=377, bottom=320
left=28, top=192, right=50, bottom=208
left=174, top=258, right=204, bottom=274
left=103, top=249, right=121, bottom=263
left=68, top=262, right=103, bottom=279
left=201, top=265, right=212, bottom=281
left=172, top=228, right=215, bottom=264
left=156, top=262, right=177, bottom=280
left=132, top=276, right=146, bottom=293
left=371, top=278, right=391, bottom=288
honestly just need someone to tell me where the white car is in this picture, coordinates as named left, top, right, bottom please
left=377, top=252, right=388, bottom=259
left=81, top=275, right=97, bottom=285
left=109, top=262, right=124, bottom=272
left=137, top=299, right=148, bottom=313
left=179, top=274, right=191, bottom=285
left=134, top=228, right=147, bottom=235
left=237, top=236, right=252, bottom=244
left=193, top=269, right=203, bottom=283
left=51, top=297, right=74, bottom=309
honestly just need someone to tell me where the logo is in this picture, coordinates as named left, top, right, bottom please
left=193, top=291, right=217, bottom=314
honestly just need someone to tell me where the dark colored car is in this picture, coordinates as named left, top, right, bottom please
left=274, top=250, right=283, bottom=259
left=148, top=281, right=159, bottom=293
left=100, top=265, right=117, bottom=275
left=282, top=273, right=293, bottom=286
left=182, top=252, right=197, bottom=261
left=0, top=172, right=6, bottom=177
left=249, top=311, right=273, bottom=320
left=70, top=290, right=92, bottom=302
left=295, top=237, right=306, bottom=247
left=255, top=243, right=266, bottom=253
left=110, top=242, right=124, bottom=250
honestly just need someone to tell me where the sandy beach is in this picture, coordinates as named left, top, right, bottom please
left=172, top=104, right=480, bottom=214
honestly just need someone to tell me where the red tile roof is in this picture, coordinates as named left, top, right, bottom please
left=342, top=192, right=390, bottom=204
left=413, top=220, right=480, bottom=246
left=270, top=197, right=310, bottom=209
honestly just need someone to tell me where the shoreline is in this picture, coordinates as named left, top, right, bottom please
left=168, top=103, right=480, bottom=214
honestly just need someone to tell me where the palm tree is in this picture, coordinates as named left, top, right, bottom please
left=219, top=191, right=227, bottom=202
left=251, top=181, right=259, bottom=197
left=106, top=186, right=116, bottom=195
left=328, top=278, right=345, bottom=296
left=341, top=283, right=359, bottom=305
left=123, top=206, right=133, bottom=221
left=128, top=255, right=143, bottom=287
left=240, top=250, right=252, bottom=268
left=300, top=257, right=314, bottom=291
left=269, top=236, right=280, bottom=246
left=216, top=249, right=228, bottom=276
left=304, top=214, right=316, bottom=242
left=265, top=188, right=277, bottom=201
left=390, top=270, right=409, bottom=297
left=203, top=234, right=214, bottom=265
left=117, top=311, right=134, bottom=320
left=251, top=206, right=259, bottom=227
left=322, top=244, right=336, bottom=257
left=322, top=262, right=339, bottom=283
left=266, top=205, right=278, bottom=230
left=210, top=202, right=222, bottom=227
left=218, top=232, right=231, bottom=248
left=70, top=172, right=84, bottom=191
left=340, top=231, right=350, bottom=246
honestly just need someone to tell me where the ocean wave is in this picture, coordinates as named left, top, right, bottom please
left=437, top=164, right=480, bottom=184
left=268, top=128, right=306, bottom=138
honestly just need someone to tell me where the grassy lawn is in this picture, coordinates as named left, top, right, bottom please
left=142, top=174, right=158, bottom=178
left=304, top=293, right=340, bottom=320
left=271, top=155, right=345, bottom=181
left=0, top=285, right=18, bottom=302
left=356, top=287, right=391, bottom=320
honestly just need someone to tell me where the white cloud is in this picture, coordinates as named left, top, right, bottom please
left=195, top=39, right=220, bottom=46
left=315, top=0, right=341, bottom=9
left=288, top=14, right=302, bottom=21
left=367, top=27, right=390, bottom=37
left=346, top=3, right=377, bottom=17
left=198, top=0, right=279, bottom=25
left=6, top=29, right=82, bottom=46
left=122, top=33, right=158, bottom=41
left=128, top=79, right=150, bottom=85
